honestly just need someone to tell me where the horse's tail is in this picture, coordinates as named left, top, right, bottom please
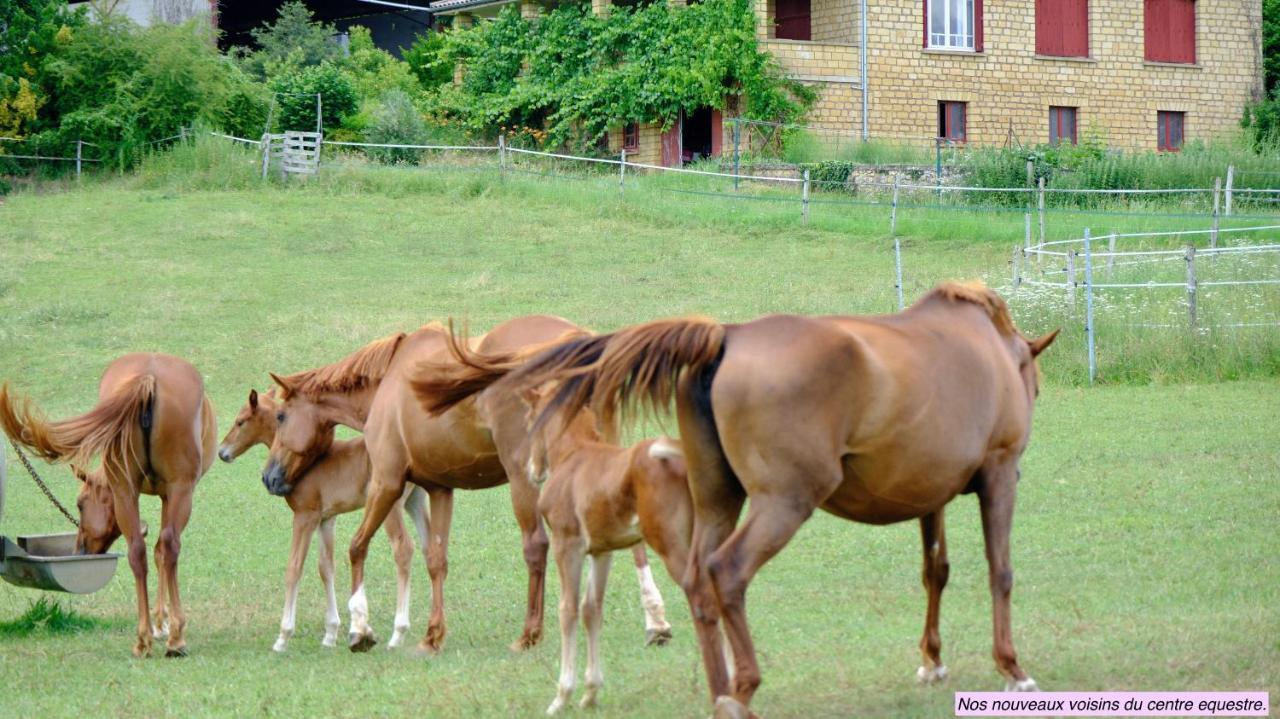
left=506, top=317, right=726, bottom=436
left=0, top=375, right=156, bottom=479
left=410, top=324, right=589, bottom=416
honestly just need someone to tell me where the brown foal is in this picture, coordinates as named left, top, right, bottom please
left=0, top=353, right=217, bottom=657
left=217, top=388, right=426, bottom=652
left=499, top=283, right=1059, bottom=716
left=414, top=345, right=693, bottom=714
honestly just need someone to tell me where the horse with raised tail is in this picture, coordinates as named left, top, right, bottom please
left=496, top=283, right=1058, bottom=717
left=0, top=353, right=216, bottom=657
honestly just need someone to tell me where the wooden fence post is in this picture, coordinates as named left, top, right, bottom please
left=315, top=93, right=323, bottom=134
left=1210, top=177, right=1221, bottom=249
left=498, top=134, right=507, bottom=174
left=260, top=134, right=271, bottom=180
left=1065, top=249, right=1076, bottom=306
left=1011, top=245, right=1021, bottom=290
left=890, top=172, right=900, bottom=236
left=802, top=168, right=810, bottom=225
left=1225, top=165, right=1234, bottom=216
left=75, top=140, right=83, bottom=179
left=619, top=149, right=626, bottom=192
left=1185, top=245, right=1197, bottom=329
left=732, top=119, right=741, bottom=193
left=1107, top=232, right=1117, bottom=276
left=1037, top=176, right=1046, bottom=247
left=1083, top=228, right=1096, bottom=384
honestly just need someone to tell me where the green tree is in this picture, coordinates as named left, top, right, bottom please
left=237, top=1, right=341, bottom=79
left=1264, top=0, right=1278, bottom=95
left=270, top=62, right=358, bottom=132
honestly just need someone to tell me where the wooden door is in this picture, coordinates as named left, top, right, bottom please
left=661, top=117, right=682, bottom=168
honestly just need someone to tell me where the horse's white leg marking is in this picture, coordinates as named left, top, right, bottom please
left=580, top=552, right=613, bottom=709
left=389, top=555, right=411, bottom=649
left=1005, top=677, right=1039, bottom=692
left=546, top=540, right=585, bottom=716
left=348, top=583, right=371, bottom=643
left=720, top=627, right=736, bottom=683
left=635, top=561, right=671, bottom=640
left=917, top=664, right=950, bottom=684
left=318, top=517, right=340, bottom=647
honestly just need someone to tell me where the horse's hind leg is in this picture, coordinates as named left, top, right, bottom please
left=631, top=545, right=672, bottom=646
left=579, top=551, right=614, bottom=709
left=152, top=535, right=169, bottom=640
left=418, top=487, right=453, bottom=653
left=546, top=534, right=585, bottom=716
left=917, top=509, right=950, bottom=684
left=509, top=472, right=549, bottom=651
left=382, top=498, right=414, bottom=649
left=111, top=478, right=153, bottom=657
left=978, top=462, right=1036, bottom=691
left=158, top=482, right=194, bottom=657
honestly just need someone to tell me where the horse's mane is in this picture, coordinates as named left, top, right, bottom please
left=283, top=331, right=408, bottom=397
left=922, top=282, right=1017, bottom=336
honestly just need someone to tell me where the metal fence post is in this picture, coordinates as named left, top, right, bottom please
left=75, top=140, right=83, bottom=179
left=619, top=149, right=626, bottom=192
left=890, top=172, right=900, bottom=236
left=1210, top=177, right=1221, bottom=249
left=498, top=134, right=507, bottom=174
left=1083, top=228, right=1096, bottom=384
left=732, top=119, right=741, bottom=193
left=1065, top=249, right=1076, bottom=306
left=894, top=237, right=904, bottom=311
left=1037, top=176, right=1046, bottom=247
left=1225, top=165, right=1234, bottom=216
left=802, top=169, right=810, bottom=225
left=1185, top=245, right=1197, bottom=329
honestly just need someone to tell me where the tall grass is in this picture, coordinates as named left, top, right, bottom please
left=0, top=598, right=114, bottom=638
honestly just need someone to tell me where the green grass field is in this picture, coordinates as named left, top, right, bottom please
left=0, top=154, right=1277, bottom=717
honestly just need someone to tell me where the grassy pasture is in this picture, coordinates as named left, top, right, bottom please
left=0, top=154, right=1277, bottom=717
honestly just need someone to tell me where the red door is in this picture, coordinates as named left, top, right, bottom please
left=661, top=118, right=682, bottom=168
left=710, top=109, right=723, bottom=157
left=775, top=0, right=811, bottom=40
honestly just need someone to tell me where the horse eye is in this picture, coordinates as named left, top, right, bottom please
left=276, top=412, right=285, bottom=423
left=236, top=420, right=245, bottom=427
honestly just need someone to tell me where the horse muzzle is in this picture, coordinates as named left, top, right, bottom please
left=217, top=445, right=234, bottom=463
left=261, top=460, right=294, bottom=497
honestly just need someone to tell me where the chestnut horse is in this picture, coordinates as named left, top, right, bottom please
left=0, top=353, right=217, bottom=657
left=263, top=316, right=670, bottom=653
left=414, top=344, right=692, bottom=715
left=498, top=283, right=1059, bottom=716
left=217, top=388, right=428, bottom=652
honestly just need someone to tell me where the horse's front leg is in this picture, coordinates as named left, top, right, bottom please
left=276, top=510, right=319, bottom=652
left=317, top=517, right=340, bottom=647
left=347, top=468, right=405, bottom=652
left=630, top=544, right=671, bottom=646
left=917, top=508, right=950, bottom=684
left=381, top=497, right=414, bottom=649
left=546, top=534, right=585, bottom=715
left=418, top=487, right=453, bottom=653
left=978, top=462, right=1036, bottom=691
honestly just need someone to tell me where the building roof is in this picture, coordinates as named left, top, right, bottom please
left=427, top=0, right=517, bottom=15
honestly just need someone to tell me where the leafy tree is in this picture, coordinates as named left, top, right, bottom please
left=237, top=1, right=341, bottom=79
left=0, top=0, right=83, bottom=139
left=1264, top=0, right=1278, bottom=95
left=340, top=25, right=420, bottom=101
left=270, top=62, right=358, bottom=132
left=365, top=89, right=428, bottom=163
left=403, top=31, right=453, bottom=90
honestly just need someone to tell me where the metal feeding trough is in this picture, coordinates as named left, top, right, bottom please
left=0, top=448, right=120, bottom=594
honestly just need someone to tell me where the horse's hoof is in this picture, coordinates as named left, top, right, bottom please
left=546, top=697, right=568, bottom=715
left=917, top=664, right=949, bottom=684
left=164, top=646, right=188, bottom=658
left=133, top=639, right=152, bottom=658
left=349, top=632, right=378, bottom=653
left=645, top=627, right=673, bottom=647
left=414, top=638, right=443, bottom=655
left=1005, top=677, right=1039, bottom=692
left=320, top=635, right=338, bottom=648
left=152, top=622, right=170, bottom=640
left=713, top=696, right=750, bottom=719
left=510, top=633, right=540, bottom=652
left=272, top=639, right=288, bottom=653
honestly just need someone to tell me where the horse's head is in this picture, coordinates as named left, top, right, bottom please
left=218, top=388, right=278, bottom=463
left=261, top=373, right=335, bottom=496
left=73, top=465, right=122, bottom=555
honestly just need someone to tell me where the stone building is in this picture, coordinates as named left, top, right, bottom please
left=428, top=0, right=1265, bottom=163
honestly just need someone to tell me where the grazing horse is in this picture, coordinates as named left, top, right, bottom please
left=497, top=283, right=1059, bottom=716
left=413, top=343, right=693, bottom=714
left=263, top=317, right=670, bottom=653
left=0, top=353, right=217, bottom=657
left=217, top=388, right=428, bottom=652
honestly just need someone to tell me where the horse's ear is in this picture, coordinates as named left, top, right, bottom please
left=71, top=464, right=88, bottom=483
left=1028, top=329, right=1060, bottom=358
left=269, top=372, right=294, bottom=400
left=248, top=388, right=259, bottom=409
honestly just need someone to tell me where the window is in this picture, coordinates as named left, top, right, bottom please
left=1036, top=0, right=1088, bottom=57
left=1144, top=0, right=1195, bottom=64
left=938, top=101, right=967, bottom=143
left=623, top=122, right=639, bottom=151
left=775, top=0, right=811, bottom=41
left=1049, top=107, right=1077, bottom=145
left=1157, top=111, right=1184, bottom=151
left=924, top=0, right=982, bottom=51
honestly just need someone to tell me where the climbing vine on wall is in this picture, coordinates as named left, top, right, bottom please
left=422, top=0, right=814, bottom=151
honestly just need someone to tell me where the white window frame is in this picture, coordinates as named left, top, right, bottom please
left=928, top=0, right=975, bottom=50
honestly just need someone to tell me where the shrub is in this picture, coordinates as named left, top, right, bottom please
left=341, top=26, right=421, bottom=102
left=270, top=62, right=358, bottom=133
left=364, top=90, right=428, bottom=164
left=403, top=31, right=453, bottom=90
left=1242, top=89, right=1280, bottom=151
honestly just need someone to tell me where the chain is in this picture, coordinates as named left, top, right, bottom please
left=9, top=442, right=79, bottom=528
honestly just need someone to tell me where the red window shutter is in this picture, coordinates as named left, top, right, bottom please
left=922, top=0, right=928, bottom=48
left=1145, top=0, right=1195, bottom=63
left=775, top=0, right=811, bottom=41
left=974, top=0, right=983, bottom=52
left=1038, top=0, right=1088, bottom=57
